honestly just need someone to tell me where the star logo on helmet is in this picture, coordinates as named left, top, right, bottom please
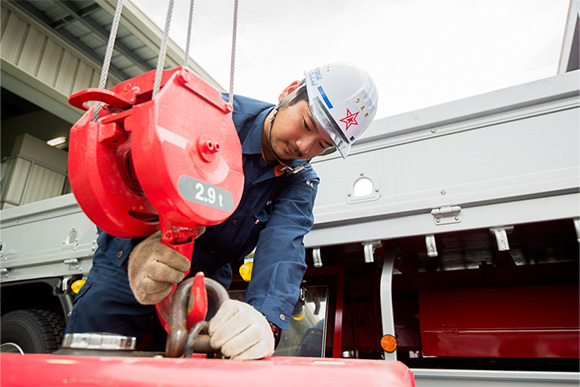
left=340, top=109, right=359, bottom=130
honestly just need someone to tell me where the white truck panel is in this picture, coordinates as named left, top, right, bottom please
left=0, top=194, right=97, bottom=283
left=305, top=71, right=580, bottom=248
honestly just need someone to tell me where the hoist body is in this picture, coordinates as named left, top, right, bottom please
left=68, top=67, right=244, bottom=330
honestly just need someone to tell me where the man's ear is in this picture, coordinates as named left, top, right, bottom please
left=278, top=80, right=302, bottom=103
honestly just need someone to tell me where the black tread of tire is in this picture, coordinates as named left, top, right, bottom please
left=1, top=309, right=66, bottom=353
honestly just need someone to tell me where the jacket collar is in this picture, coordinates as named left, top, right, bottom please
left=241, top=107, right=309, bottom=175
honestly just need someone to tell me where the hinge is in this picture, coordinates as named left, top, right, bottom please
left=431, top=205, right=462, bottom=225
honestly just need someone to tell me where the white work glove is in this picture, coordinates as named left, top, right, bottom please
left=127, top=231, right=191, bottom=304
left=208, top=299, right=275, bottom=360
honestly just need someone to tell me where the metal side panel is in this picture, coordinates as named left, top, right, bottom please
left=306, top=72, right=580, bottom=248
left=0, top=194, right=97, bottom=282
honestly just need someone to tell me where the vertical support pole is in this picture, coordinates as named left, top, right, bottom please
left=333, top=267, right=344, bottom=358
left=380, top=247, right=397, bottom=360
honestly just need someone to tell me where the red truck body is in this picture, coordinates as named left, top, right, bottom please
left=1, top=353, right=415, bottom=387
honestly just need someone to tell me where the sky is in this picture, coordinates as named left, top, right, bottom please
left=129, top=0, right=572, bottom=120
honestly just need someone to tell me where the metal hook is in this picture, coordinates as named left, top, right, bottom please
left=166, top=276, right=229, bottom=358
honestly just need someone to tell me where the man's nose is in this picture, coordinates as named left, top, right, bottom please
left=296, top=135, right=315, bottom=156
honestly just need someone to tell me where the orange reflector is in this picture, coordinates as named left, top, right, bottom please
left=71, top=279, right=86, bottom=294
left=380, top=334, right=397, bottom=353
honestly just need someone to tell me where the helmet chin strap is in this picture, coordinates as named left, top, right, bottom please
left=267, top=95, right=311, bottom=175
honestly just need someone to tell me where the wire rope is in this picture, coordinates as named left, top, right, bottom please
left=184, top=0, right=195, bottom=68
left=228, top=0, right=239, bottom=107
left=153, top=0, right=175, bottom=99
left=93, top=0, right=125, bottom=121
left=94, top=0, right=239, bottom=112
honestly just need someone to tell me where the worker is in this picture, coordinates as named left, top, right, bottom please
left=65, top=62, right=378, bottom=360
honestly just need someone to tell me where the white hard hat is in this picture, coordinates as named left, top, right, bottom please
left=304, top=63, right=378, bottom=158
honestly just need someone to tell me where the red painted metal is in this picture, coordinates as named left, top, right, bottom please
left=68, top=67, right=244, bottom=331
left=304, top=265, right=345, bottom=358
left=187, top=272, right=208, bottom=330
left=419, top=284, right=580, bottom=358
left=0, top=353, right=415, bottom=387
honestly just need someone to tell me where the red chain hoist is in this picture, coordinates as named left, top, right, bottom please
left=67, top=0, right=243, bottom=332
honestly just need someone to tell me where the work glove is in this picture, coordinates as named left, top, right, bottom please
left=128, top=231, right=191, bottom=304
left=208, top=299, right=275, bottom=360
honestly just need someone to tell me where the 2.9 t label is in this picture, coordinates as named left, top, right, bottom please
left=178, top=175, right=234, bottom=212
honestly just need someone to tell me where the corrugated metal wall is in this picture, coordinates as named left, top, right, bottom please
left=1, top=156, right=67, bottom=209
left=1, top=2, right=113, bottom=208
left=1, top=1, right=119, bottom=98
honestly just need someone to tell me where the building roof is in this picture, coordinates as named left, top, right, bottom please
left=1, top=0, right=222, bottom=155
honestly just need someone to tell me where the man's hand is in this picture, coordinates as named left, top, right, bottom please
left=208, top=299, right=275, bottom=360
left=128, top=231, right=190, bottom=304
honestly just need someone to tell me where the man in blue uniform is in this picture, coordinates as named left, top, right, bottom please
left=65, top=63, right=378, bottom=360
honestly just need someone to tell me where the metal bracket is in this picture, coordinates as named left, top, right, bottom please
left=62, top=227, right=80, bottom=250
left=346, top=173, right=381, bottom=204
left=425, top=235, right=438, bottom=257
left=61, top=275, right=74, bottom=292
left=431, top=205, right=462, bottom=225
left=312, top=248, right=322, bottom=268
left=362, top=241, right=382, bottom=263
left=64, top=258, right=80, bottom=271
left=490, top=226, right=514, bottom=251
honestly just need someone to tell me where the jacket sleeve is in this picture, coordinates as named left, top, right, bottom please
left=95, top=228, right=144, bottom=268
left=244, top=171, right=319, bottom=330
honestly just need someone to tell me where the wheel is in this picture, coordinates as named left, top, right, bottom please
left=1, top=309, right=66, bottom=353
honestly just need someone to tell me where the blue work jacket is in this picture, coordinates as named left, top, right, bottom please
left=94, top=94, right=319, bottom=331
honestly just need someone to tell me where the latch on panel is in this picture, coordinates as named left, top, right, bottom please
left=431, top=205, right=462, bottom=225
left=64, top=258, right=80, bottom=271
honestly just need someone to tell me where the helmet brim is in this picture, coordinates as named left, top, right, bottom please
left=309, top=96, right=350, bottom=159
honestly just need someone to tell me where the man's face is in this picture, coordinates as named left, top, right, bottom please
left=264, top=85, right=334, bottom=163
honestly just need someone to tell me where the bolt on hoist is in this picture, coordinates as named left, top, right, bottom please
left=67, top=0, right=243, bottom=332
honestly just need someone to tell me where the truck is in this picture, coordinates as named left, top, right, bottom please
left=1, top=0, right=579, bottom=385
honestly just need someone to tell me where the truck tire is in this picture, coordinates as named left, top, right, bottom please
left=0, top=309, right=66, bottom=353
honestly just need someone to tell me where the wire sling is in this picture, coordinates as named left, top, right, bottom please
left=93, top=0, right=240, bottom=118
